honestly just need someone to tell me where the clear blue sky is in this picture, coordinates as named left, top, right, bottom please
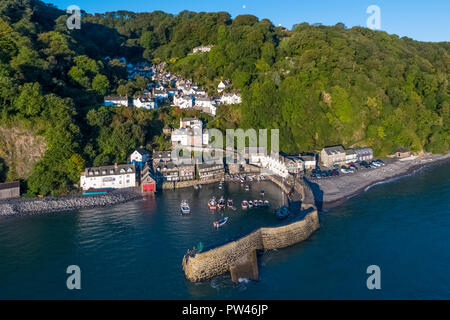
left=46, top=0, right=449, bottom=42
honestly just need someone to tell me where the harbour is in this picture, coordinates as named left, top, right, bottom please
left=1, top=161, right=449, bottom=298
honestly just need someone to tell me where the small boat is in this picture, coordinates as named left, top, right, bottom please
left=218, top=197, right=226, bottom=209
left=227, top=199, right=234, bottom=208
left=208, top=197, right=217, bottom=210
left=258, top=200, right=264, bottom=206
left=276, top=205, right=289, bottom=220
left=264, top=200, right=270, bottom=207
left=248, top=200, right=253, bottom=208
left=241, top=200, right=249, bottom=210
left=245, top=185, right=250, bottom=191
left=213, top=217, right=229, bottom=228
left=194, top=185, right=199, bottom=190
left=218, top=184, right=223, bottom=190
left=253, top=200, right=259, bottom=207
left=260, top=189, right=265, bottom=196
left=180, top=200, right=190, bottom=215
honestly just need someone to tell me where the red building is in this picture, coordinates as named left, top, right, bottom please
left=141, top=175, right=156, bottom=193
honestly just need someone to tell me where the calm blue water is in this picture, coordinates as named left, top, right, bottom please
left=0, top=162, right=449, bottom=299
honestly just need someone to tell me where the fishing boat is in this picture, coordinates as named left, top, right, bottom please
left=218, top=184, right=223, bottom=190
left=260, top=189, right=265, bottom=196
left=253, top=200, right=259, bottom=207
left=248, top=200, right=253, bottom=208
left=218, top=197, right=226, bottom=209
left=208, top=197, right=217, bottom=210
left=213, top=217, right=228, bottom=228
left=180, top=200, right=190, bottom=215
left=241, top=200, right=249, bottom=210
left=245, top=185, right=250, bottom=191
left=264, top=200, right=270, bottom=207
left=258, top=200, right=264, bottom=206
left=276, top=205, right=289, bottom=220
left=227, top=199, right=234, bottom=208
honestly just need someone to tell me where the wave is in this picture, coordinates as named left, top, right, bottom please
left=364, top=165, right=429, bottom=192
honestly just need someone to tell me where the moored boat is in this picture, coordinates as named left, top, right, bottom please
left=208, top=197, right=217, bottom=210
left=180, top=200, right=190, bottom=215
left=227, top=199, right=234, bottom=208
left=245, top=185, right=250, bottom=191
left=264, top=200, right=270, bottom=207
left=241, top=200, right=249, bottom=210
left=213, top=217, right=229, bottom=228
left=276, top=205, right=289, bottom=220
left=260, top=189, right=265, bottom=196
left=248, top=200, right=253, bottom=208
left=218, top=197, right=226, bottom=209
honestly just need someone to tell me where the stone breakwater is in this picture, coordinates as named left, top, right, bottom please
left=182, top=175, right=319, bottom=282
left=0, top=189, right=141, bottom=216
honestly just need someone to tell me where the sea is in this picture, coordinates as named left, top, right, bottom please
left=0, top=162, right=449, bottom=299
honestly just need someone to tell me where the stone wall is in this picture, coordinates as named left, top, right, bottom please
left=182, top=209, right=319, bottom=282
left=162, top=176, right=223, bottom=190
left=182, top=174, right=320, bottom=282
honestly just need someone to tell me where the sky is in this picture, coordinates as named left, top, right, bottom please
left=46, top=0, right=449, bottom=42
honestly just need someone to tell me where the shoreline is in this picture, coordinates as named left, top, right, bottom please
left=2, top=152, right=449, bottom=217
left=310, top=152, right=450, bottom=210
left=0, top=188, right=142, bottom=217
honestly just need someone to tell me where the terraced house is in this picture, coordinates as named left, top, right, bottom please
left=80, top=164, right=136, bottom=190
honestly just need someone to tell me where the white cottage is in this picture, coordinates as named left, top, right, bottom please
left=80, top=164, right=136, bottom=190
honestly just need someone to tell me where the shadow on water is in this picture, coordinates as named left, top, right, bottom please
left=304, top=178, right=323, bottom=211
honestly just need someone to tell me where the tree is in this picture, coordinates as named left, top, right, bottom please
left=66, top=153, right=85, bottom=183
left=15, top=82, right=45, bottom=117
left=92, top=74, right=110, bottom=95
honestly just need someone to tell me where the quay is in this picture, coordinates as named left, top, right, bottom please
left=181, top=174, right=319, bottom=282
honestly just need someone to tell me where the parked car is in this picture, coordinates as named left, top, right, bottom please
left=360, top=161, right=370, bottom=168
left=340, top=166, right=350, bottom=174
left=369, top=162, right=378, bottom=168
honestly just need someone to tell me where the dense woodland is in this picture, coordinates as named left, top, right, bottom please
left=0, top=0, right=448, bottom=195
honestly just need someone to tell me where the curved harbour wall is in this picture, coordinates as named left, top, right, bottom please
left=182, top=175, right=319, bottom=282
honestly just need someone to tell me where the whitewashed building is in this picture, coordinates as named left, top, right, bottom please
left=217, top=80, right=231, bottom=93
left=104, top=96, right=129, bottom=107
left=194, top=96, right=217, bottom=109
left=345, top=149, right=357, bottom=163
left=259, top=155, right=289, bottom=178
left=80, top=164, right=136, bottom=190
left=192, top=45, right=214, bottom=54
left=300, top=155, right=317, bottom=170
left=130, top=148, right=150, bottom=168
left=133, top=96, right=157, bottom=109
left=354, top=147, right=373, bottom=162
left=220, top=93, right=242, bottom=105
left=173, top=95, right=193, bottom=109
left=171, top=118, right=209, bottom=146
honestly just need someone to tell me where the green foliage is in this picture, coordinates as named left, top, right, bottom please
left=0, top=1, right=448, bottom=196
left=92, top=74, right=110, bottom=96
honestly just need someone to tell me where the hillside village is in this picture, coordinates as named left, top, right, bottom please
left=0, top=56, right=420, bottom=200
left=103, top=60, right=241, bottom=117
